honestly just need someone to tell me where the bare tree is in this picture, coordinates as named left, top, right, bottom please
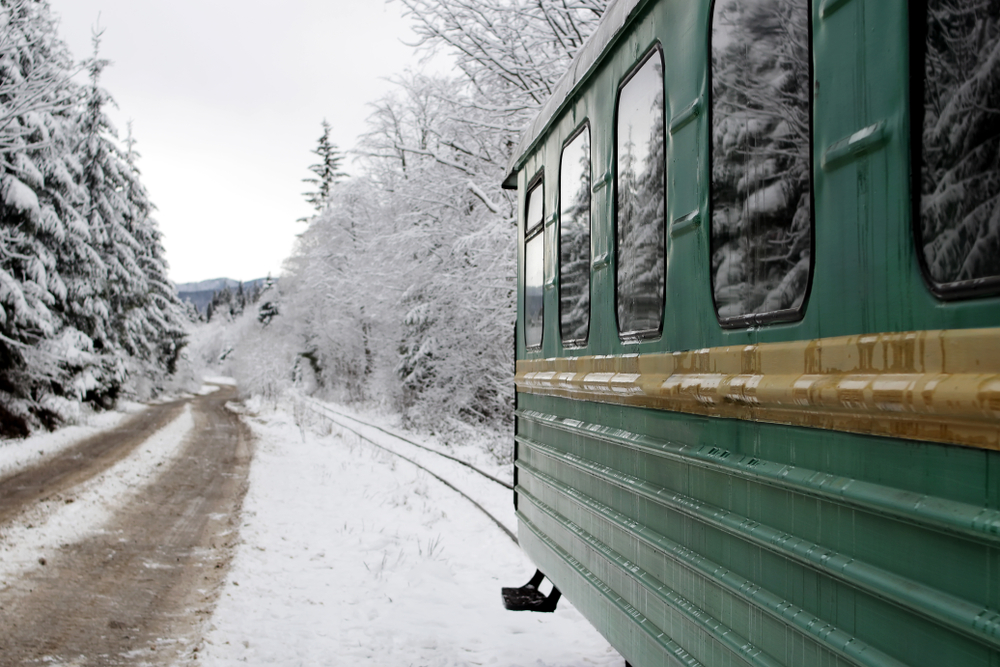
left=395, top=0, right=604, bottom=109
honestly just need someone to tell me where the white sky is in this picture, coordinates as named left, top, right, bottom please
left=46, top=0, right=433, bottom=285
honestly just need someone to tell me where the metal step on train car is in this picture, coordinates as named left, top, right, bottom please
left=501, top=0, right=1000, bottom=665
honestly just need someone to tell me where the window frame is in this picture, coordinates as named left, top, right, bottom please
left=707, top=0, right=816, bottom=329
left=558, top=121, right=593, bottom=348
left=909, top=0, right=1000, bottom=301
left=523, top=171, right=546, bottom=351
left=613, top=44, right=667, bottom=342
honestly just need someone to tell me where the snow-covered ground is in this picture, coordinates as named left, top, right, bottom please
left=0, top=387, right=622, bottom=666
left=0, top=402, right=145, bottom=479
left=0, top=404, right=194, bottom=587
left=199, top=395, right=622, bottom=667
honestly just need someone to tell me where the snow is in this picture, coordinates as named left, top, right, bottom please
left=745, top=179, right=790, bottom=218
left=300, top=394, right=514, bottom=488
left=1, top=175, right=40, bottom=218
left=1, top=386, right=622, bottom=665
left=202, top=375, right=238, bottom=386
left=15, top=154, right=45, bottom=190
left=198, top=396, right=622, bottom=667
left=0, top=401, right=144, bottom=479
left=0, top=403, right=194, bottom=586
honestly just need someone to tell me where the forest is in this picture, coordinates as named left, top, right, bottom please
left=0, top=0, right=612, bottom=442
left=202, top=0, right=612, bottom=449
left=10, top=0, right=994, bottom=447
left=0, top=0, right=185, bottom=436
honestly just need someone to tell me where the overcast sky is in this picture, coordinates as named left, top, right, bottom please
left=46, top=0, right=433, bottom=285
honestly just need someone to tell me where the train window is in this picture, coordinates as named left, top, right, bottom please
left=710, top=0, right=813, bottom=326
left=559, top=125, right=592, bottom=345
left=524, top=179, right=544, bottom=349
left=915, top=0, right=1000, bottom=296
left=615, top=48, right=666, bottom=339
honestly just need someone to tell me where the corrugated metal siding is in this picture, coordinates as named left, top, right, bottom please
left=514, top=393, right=1000, bottom=667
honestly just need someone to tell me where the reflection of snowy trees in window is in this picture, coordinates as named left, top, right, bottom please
left=616, top=52, right=665, bottom=337
left=559, top=127, right=591, bottom=344
left=711, top=0, right=811, bottom=321
left=920, top=0, right=1000, bottom=288
left=524, top=183, right=544, bottom=348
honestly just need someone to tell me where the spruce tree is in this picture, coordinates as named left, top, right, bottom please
left=234, top=281, right=245, bottom=315
left=71, top=29, right=147, bottom=401
left=0, top=4, right=188, bottom=431
left=0, top=0, right=89, bottom=429
left=119, top=122, right=186, bottom=378
left=302, top=119, right=346, bottom=213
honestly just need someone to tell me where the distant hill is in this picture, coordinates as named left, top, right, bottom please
left=176, top=277, right=270, bottom=314
left=175, top=278, right=244, bottom=294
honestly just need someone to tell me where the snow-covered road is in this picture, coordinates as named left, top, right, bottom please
left=0, top=389, right=622, bottom=665
left=0, top=385, right=250, bottom=665
left=200, top=397, right=622, bottom=667
left=0, top=402, right=194, bottom=586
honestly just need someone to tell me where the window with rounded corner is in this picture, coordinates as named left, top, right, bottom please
left=915, top=0, right=1000, bottom=297
left=710, top=0, right=813, bottom=326
left=559, top=125, right=592, bottom=345
left=524, top=178, right=545, bottom=349
left=616, top=48, right=666, bottom=339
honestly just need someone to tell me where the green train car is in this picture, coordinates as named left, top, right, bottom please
left=502, top=0, right=1000, bottom=665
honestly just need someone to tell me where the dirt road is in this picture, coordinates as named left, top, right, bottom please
left=0, top=386, right=252, bottom=666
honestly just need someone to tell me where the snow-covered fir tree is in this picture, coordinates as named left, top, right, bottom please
left=0, top=0, right=91, bottom=430
left=302, top=119, right=346, bottom=214
left=0, top=2, right=186, bottom=434
left=711, top=0, right=812, bottom=319
left=920, top=0, right=1000, bottom=284
left=118, top=122, right=186, bottom=379
left=74, top=31, right=146, bottom=400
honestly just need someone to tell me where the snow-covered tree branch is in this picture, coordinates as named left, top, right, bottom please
left=227, top=0, right=610, bottom=442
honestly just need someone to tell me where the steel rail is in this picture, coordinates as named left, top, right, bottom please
left=301, top=397, right=513, bottom=490
left=301, top=400, right=518, bottom=545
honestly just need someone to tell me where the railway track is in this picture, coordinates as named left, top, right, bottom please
left=299, top=397, right=518, bottom=545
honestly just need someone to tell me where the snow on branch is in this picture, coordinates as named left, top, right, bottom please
left=394, top=144, right=475, bottom=175
left=467, top=180, right=501, bottom=213
left=227, top=0, right=612, bottom=436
